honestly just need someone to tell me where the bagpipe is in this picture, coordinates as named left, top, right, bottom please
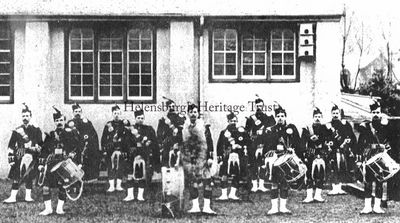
left=221, top=129, right=248, bottom=177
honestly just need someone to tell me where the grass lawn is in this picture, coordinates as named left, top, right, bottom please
left=1, top=179, right=400, bottom=223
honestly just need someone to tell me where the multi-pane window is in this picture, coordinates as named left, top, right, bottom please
left=242, top=33, right=267, bottom=79
left=67, top=26, right=155, bottom=102
left=211, top=26, right=297, bottom=82
left=128, top=29, right=153, bottom=100
left=69, top=29, right=94, bottom=99
left=98, top=30, right=123, bottom=100
left=271, top=29, right=296, bottom=79
left=0, top=23, right=12, bottom=102
left=212, top=29, right=237, bottom=79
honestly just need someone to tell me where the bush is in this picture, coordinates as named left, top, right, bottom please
left=358, top=69, right=400, bottom=116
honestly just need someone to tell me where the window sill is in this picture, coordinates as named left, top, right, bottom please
left=209, top=79, right=300, bottom=83
left=65, top=99, right=156, bottom=104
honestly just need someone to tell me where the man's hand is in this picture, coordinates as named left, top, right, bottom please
left=68, top=152, right=76, bottom=159
left=287, top=147, right=295, bottom=153
left=8, top=155, right=15, bottom=166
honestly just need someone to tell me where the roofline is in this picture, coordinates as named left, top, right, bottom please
left=0, top=14, right=343, bottom=22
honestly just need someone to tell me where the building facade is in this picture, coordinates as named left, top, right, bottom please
left=0, top=0, right=343, bottom=177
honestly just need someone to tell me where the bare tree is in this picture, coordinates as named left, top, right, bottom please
left=382, top=22, right=394, bottom=81
left=353, top=21, right=371, bottom=90
left=340, top=8, right=353, bottom=91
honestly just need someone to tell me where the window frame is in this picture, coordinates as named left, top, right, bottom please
left=208, top=22, right=300, bottom=83
left=0, top=22, right=14, bottom=104
left=64, top=22, right=157, bottom=104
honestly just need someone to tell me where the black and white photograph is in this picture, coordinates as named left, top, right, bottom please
left=1, top=0, right=400, bottom=222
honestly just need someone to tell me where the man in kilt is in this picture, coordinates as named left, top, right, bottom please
left=357, top=100, right=393, bottom=214
left=181, top=103, right=216, bottom=215
left=301, top=107, right=332, bottom=203
left=157, top=98, right=186, bottom=168
left=101, top=105, right=130, bottom=192
left=123, top=109, right=159, bottom=202
left=67, top=103, right=100, bottom=181
left=265, top=105, right=302, bottom=215
left=245, top=97, right=275, bottom=192
left=4, top=103, right=43, bottom=203
left=216, top=111, right=251, bottom=201
left=326, top=104, right=356, bottom=195
left=38, top=106, right=83, bottom=215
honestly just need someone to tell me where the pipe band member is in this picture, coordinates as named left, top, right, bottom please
left=38, top=106, right=83, bottom=216
left=245, top=96, right=275, bottom=193
left=4, top=103, right=43, bottom=204
left=157, top=97, right=185, bottom=168
left=181, top=103, right=216, bottom=215
left=101, top=104, right=130, bottom=192
left=357, top=100, right=392, bottom=215
left=124, top=109, right=159, bottom=202
left=265, top=105, right=301, bottom=215
left=67, top=103, right=100, bottom=181
left=301, top=107, right=331, bottom=203
left=326, top=104, right=356, bottom=195
left=216, top=111, right=251, bottom=201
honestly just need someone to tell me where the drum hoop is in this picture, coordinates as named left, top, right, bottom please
left=366, top=152, right=400, bottom=182
left=366, top=152, right=385, bottom=165
left=367, top=165, right=400, bottom=182
left=273, top=154, right=291, bottom=166
left=50, top=160, right=65, bottom=172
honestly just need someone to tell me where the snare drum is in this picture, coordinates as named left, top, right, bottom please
left=51, top=158, right=84, bottom=201
left=366, top=152, right=400, bottom=182
left=273, top=153, right=307, bottom=183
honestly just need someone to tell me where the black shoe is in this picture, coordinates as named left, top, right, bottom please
left=381, top=200, right=388, bottom=208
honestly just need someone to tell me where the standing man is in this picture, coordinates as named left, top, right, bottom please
left=38, top=106, right=83, bottom=215
left=124, top=109, right=159, bottom=201
left=181, top=103, right=216, bottom=215
left=357, top=101, right=393, bottom=214
left=301, top=107, right=331, bottom=203
left=4, top=103, right=43, bottom=203
left=67, top=103, right=100, bottom=181
left=265, top=105, right=301, bottom=215
left=326, top=104, right=356, bottom=195
left=216, top=111, right=251, bottom=201
left=101, top=105, right=130, bottom=192
left=245, top=96, right=275, bottom=192
left=157, top=97, right=185, bottom=168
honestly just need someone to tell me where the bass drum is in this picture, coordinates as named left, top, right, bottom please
left=161, top=166, right=184, bottom=218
